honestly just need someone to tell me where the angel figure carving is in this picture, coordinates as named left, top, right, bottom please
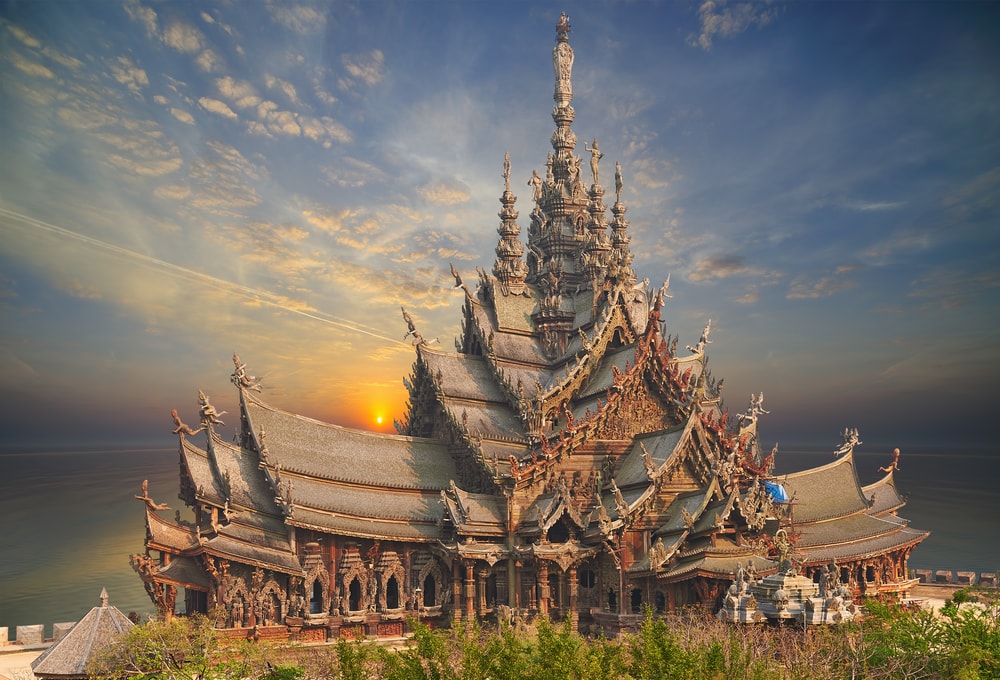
left=878, top=448, right=901, bottom=473
left=199, top=390, right=226, bottom=427
left=171, top=408, right=205, bottom=437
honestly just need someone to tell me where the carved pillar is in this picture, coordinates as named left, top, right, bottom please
left=568, top=566, right=579, bottom=632
left=477, top=568, right=489, bottom=616
left=514, top=562, right=522, bottom=608
left=538, top=562, right=550, bottom=617
left=452, top=560, right=463, bottom=623
left=464, top=561, right=476, bottom=618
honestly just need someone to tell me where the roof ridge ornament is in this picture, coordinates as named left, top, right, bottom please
left=833, top=427, right=861, bottom=457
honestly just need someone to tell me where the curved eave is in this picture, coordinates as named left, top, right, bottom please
left=150, top=555, right=213, bottom=591
left=287, top=507, right=444, bottom=542
left=657, top=550, right=776, bottom=583
left=797, top=527, right=930, bottom=566
left=145, top=506, right=200, bottom=553
left=201, top=534, right=302, bottom=575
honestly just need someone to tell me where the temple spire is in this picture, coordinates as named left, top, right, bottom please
left=493, top=152, right=527, bottom=296
left=550, top=12, right=577, bottom=183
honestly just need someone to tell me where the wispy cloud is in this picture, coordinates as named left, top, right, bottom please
left=785, top=274, right=857, bottom=300
left=688, top=0, right=779, bottom=50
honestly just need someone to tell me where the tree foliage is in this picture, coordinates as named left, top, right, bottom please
left=91, top=594, right=1000, bottom=680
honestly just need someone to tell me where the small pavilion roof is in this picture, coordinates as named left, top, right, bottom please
left=31, top=588, right=134, bottom=679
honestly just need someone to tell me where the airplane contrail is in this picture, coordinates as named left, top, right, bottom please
left=0, top=206, right=410, bottom=347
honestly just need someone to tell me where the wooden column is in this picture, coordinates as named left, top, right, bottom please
left=568, top=566, right=579, bottom=632
left=452, top=560, right=463, bottom=623
left=464, top=561, right=476, bottom=618
left=477, top=568, right=489, bottom=616
left=538, top=562, right=550, bottom=617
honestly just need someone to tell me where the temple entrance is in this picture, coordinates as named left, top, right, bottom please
left=183, top=588, right=207, bottom=615
left=310, top=580, right=323, bottom=614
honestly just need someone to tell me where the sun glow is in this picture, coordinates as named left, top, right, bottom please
left=376, top=415, right=383, bottom=425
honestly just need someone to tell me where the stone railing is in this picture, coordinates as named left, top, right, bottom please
left=912, top=569, right=997, bottom=587
left=0, top=621, right=77, bottom=648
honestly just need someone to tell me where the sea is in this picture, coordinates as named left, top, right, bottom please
left=1, top=445, right=998, bottom=637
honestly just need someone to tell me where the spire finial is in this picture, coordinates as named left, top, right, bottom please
left=100, top=587, right=109, bottom=607
left=556, top=12, right=571, bottom=41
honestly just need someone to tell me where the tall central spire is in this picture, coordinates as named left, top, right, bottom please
left=550, top=12, right=577, bottom=181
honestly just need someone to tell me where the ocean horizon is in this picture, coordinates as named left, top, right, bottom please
left=1, top=444, right=997, bottom=637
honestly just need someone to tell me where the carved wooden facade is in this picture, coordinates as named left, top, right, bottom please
left=133, top=14, right=927, bottom=639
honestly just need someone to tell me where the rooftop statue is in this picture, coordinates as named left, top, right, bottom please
left=170, top=407, right=204, bottom=437
left=584, top=139, right=603, bottom=185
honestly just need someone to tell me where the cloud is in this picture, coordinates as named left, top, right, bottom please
left=340, top=50, right=386, bottom=91
left=418, top=181, right=472, bottom=205
left=109, top=56, right=149, bottom=95
left=908, top=265, right=1000, bottom=311
left=689, top=0, right=779, bottom=50
left=785, top=274, right=857, bottom=300
left=265, top=75, right=299, bottom=105
left=199, top=97, right=239, bottom=120
left=216, top=76, right=261, bottom=109
left=6, top=23, right=41, bottom=48
left=688, top=254, right=757, bottom=282
left=266, top=3, right=328, bottom=34
left=123, top=0, right=159, bottom=38
left=9, top=52, right=55, bottom=79
left=195, top=49, right=222, bottom=73
left=321, top=158, right=386, bottom=188
left=863, top=230, right=931, bottom=262
left=162, top=21, right=205, bottom=54
left=169, top=107, right=195, bottom=124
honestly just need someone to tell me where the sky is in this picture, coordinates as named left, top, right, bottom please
left=1, top=1, right=998, bottom=453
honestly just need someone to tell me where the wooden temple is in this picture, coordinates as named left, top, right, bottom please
left=133, top=14, right=927, bottom=639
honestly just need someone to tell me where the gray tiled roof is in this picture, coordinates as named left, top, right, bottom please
left=243, top=393, right=456, bottom=490
left=659, top=548, right=775, bottom=581
left=203, top=532, right=301, bottom=574
left=288, top=507, right=443, bottom=541
left=145, top=506, right=199, bottom=552
left=795, top=511, right=909, bottom=548
left=863, top=473, right=905, bottom=516
left=780, top=453, right=868, bottom=523
left=420, top=350, right=506, bottom=402
left=288, top=473, right=445, bottom=524
left=797, top=526, right=930, bottom=564
left=31, top=589, right=134, bottom=679
left=614, top=426, right=686, bottom=488
left=208, top=434, right=279, bottom=513
left=156, top=555, right=212, bottom=589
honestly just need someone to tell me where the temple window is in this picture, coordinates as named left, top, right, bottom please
left=423, top=574, right=436, bottom=607
left=385, top=575, right=400, bottom=609
left=579, top=569, right=596, bottom=589
left=547, top=518, right=570, bottom=543
left=630, top=588, right=643, bottom=614
left=654, top=591, right=666, bottom=614
left=310, top=580, right=323, bottom=614
left=349, top=577, right=362, bottom=611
